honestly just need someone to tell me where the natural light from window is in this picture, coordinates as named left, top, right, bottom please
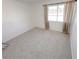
left=48, top=4, right=65, bottom=22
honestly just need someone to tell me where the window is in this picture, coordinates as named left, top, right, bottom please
left=48, top=4, right=65, bottom=22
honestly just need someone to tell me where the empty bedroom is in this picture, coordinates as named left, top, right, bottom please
left=2, top=0, right=77, bottom=59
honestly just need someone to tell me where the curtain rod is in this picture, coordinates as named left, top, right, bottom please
left=43, top=0, right=76, bottom=6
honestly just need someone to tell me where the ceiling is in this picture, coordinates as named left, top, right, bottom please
left=15, top=0, right=72, bottom=3
left=16, top=0, right=44, bottom=2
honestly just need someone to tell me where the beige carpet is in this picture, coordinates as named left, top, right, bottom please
left=3, top=28, right=72, bottom=59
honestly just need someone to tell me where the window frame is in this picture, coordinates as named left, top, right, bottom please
left=48, top=4, right=65, bottom=22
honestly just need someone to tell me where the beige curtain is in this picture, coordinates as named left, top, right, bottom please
left=44, top=5, right=49, bottom=30
left=63, top=1, right=75, bottom=34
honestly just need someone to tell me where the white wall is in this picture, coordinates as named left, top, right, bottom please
left=29, top=3, right=45, bottom=29
left=70, top=2, right=77, bottom=59
left=2, top=0, right=34, bottom=42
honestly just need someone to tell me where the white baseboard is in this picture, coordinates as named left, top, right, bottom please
left=2, top=27, right=34, bottom=43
